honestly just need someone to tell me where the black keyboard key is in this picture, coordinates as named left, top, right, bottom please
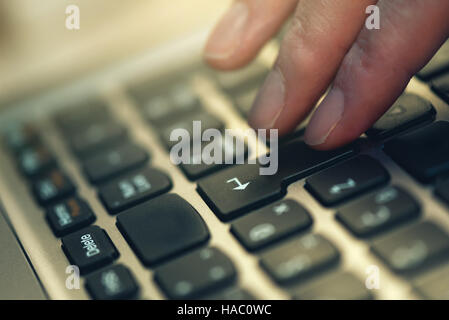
left=205, top=287, right=255, bottom=300
left=4, top=123, right=39, bottom=152
left=99, top=167, right=172, bottom=214
left=435, top=179, right=449, bottom=207
left=418, top=41, right=449, bottom=80
left=46, top=197, right=96, bottom=237
left=432, top=73, right=449, bottom=103
left=371, top=221, right=449, bottom=273
left=180, top=138, right=249, bottom=180
left=231, top=199, right=312, bottom=251
left=17, top=145, right=56, bottom=178
left=366, top=94, right=435, bottom=139
left=414, top=266, right=449, bottom=299
left=54, top=101, right=110, bottom=135
left=83, top=143, right=149, bottom=184
left=154, top=247, right=236, bottom=299
left=260, top=234, right=339, bottom=284
left=292, top=272, right=372, bottom=300
left=160, top=112, right=225, bottom=149
left=32, top=169, right=76, bottom=205
left=61, top=226, right=119, bottom=275
left=67, top=122, right=128, bottom=158
left=384, top=121, right=449, bottom=183
left=305, top=155, right=389, bottom=206
left=138, top=82, right=201, bottom=126
left=85, top=264, right=139, bottom=300
left=116, top=194, right=209, bottom=266
left=198, top=140, right=355, bottom=221
left=337, top=186, right=420, bottom=237
left=198, top=164, right=283, bottom=222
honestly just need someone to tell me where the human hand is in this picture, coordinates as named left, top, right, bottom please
left=204, top=0, right=449, bottom=150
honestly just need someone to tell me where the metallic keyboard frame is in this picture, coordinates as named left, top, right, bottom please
left=1, top=30, right=449, bottom=300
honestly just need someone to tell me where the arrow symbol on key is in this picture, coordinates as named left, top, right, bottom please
left=226, top=177, right=251, bottom=191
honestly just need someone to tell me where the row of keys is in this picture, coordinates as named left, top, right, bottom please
left=53, top=98, right=247, bottom=299
left=4, top=105, right=167, bottom=299
left=129, top=72, right=255, bottom=181
left=53, top=103, right=185, bottom=298
left=3, top=124, right=98, bottom=239
left=54, top=104, right=174, bottom=216
left=54, top=103, right=151, bottom=185
left=3, top=125, right=84, bottom=218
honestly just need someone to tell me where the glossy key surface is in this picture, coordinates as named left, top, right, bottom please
left=116, top=194, right=209, bottom=266
left=371, top=221, right=449, bottom=273
left=231, top=199, right=312, bottom=251
left=260, top=234, right=339, bottom=284
left=305, top=155, right=389, bottom=206
left=154, top=247, right=236, bottom=299
left=99, top=167, right=172, bottom=214
left=366, top=94, right=435, bottom=139
left=83, top=143, right=149, bottom=184
left=62, top=225, right=119, bottom=275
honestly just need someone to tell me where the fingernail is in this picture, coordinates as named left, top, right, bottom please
left=304, top=88, right=344, bottom=146
left=204, top=2, right=249, bottom=61
left=248, top=67, right=286, bottom=129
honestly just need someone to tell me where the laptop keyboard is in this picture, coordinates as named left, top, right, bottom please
left=2, top=40, right=449, bottom=300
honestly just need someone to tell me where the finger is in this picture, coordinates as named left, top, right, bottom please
left=204, top=0, right=298, bottom=70
left=248, top=0, right=377, bottom=135
left=304, top=0, right=449, bottom=150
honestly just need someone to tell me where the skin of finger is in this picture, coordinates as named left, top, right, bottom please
left=248, top=0, right=377, bottom=135
left=204, top=0, right=298, bottom=70
left=307, top=0, right=449, bottom=150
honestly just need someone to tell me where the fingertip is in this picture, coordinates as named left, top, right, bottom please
left=202, top=49, right=255, bottom=71
left=203, top=1, right=249, bottom=69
